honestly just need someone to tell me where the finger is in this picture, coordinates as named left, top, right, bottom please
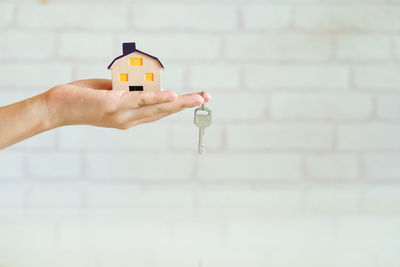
left=121, top=90, right=177, bottom=108
left=129, top=93, right=203, bottom=125
left=68, top=79, right=112, bottom=90
left=192, top=91, right=212, bottom=103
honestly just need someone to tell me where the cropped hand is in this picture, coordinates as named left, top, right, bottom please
left=0, top=78, right=211, bottom=149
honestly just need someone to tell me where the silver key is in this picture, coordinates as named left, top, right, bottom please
left=194, top=92, right=212, bottom=154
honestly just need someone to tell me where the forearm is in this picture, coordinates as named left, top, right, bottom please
left=0, top=92, right=56, bottom=149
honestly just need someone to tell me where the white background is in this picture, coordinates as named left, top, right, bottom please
left=0, top=0, right=400, bottom=266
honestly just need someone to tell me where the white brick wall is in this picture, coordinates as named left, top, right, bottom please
left=363, top=154, right=400, bottom=179
left=245, top=65, right=349, bottom=89
left=295, top=6, right=400, bottom=31
left=0, top=152, right=25, bottom=179
left=27, top=152, right=82, bottom=178
left=86, top=152, right=194, bottom=179
left=226, top=33, right=333, bottom=61
left=0, top=31, right=55, bottom=60
left=242, top=5, right=292, bottom=30
left=58, top=33, right=115, bottom=61
left=377, top=95, right=400, bottom=119
left=1, top=1, right=400, bottom=266
left=188, top=64, right=240, bottom=89
left=132, top=4, right=237, bottom=31
left=305, top=154, right=359, bottom=179
left=17, top=3, right=128, bottom=30
left=227, top=123, right=333, bottom=150
left=337, top=123, right=400, bottom=150
left=197, top=153, right=303, bottom=180
left=335, top=34, right=391, bottom=60
left=0, top=3, right=14, bottom=27
left=270, top=93, right=373, bottom=120
left=354, top=65, right=400, bottom=89
left=0, top=63, right=73, bottom=89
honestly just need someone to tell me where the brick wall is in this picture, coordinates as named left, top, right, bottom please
left=1, top=0, right=400, bottom=266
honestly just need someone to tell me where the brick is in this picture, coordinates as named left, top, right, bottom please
left=270, top=93, right=373, bottom=120
left=210, top=92, right=267, bottom=121
left=132, top=4, right=236, bottom=31
left=0, top=63, right=72, bottom=89
left=0, top=183, right=27, bottom=208
left=17, top=3, right=128, bottom=30
left=58, top=124, right=169, bottom=151
left=170, top=220, right=222, bottom=248
left=160, top=64, right=185, bottom=89
left=306, top=154, right=359, bottom=179
left=188, top=64, right=240, bottom=89
left=58, top=33, right=115, bottom=60
left=305, top=185, right=360, bottom=213
left=197, top=153, right=303, bottom=179
left=94, top=250, right=164, bottom=267
left=86, top=152, right=193, bottom=179
left=354, top=66, right=400, bottom=89
left=0, top=3, right=14, bottom=27
left=245, top=65, right=349, bottom=89
left=377, top=95, right=400, bottom=119
left=27, top=152, right=82, bottom=178
left=394, top=37, right=400, bottom=60
left=0, top=91, right=36, bottom=107
left=336, top=217, right=400, bottom=250
left=226, top=33, right=333, bottom=61
left=198, top=187, right=303, bottom=212
left=171, top=124, right=223, bottom=151
left=115, top=34, right=221, bottom=61
left=0, top=31, right=55, bottom=60
left=243, top=5, right=292, bottom=30
left=203, top=250, right=269, bottom=267
left=12, top=130, right=57, bottom=150
left=27, top=184, right=82, bottom=208
left=336, top=34, right=390, bottom=60
left=337, top=124, right=400, bottom=150
left=227, top=218, right=334, bottom=248
left=363, top=154, right=400, bottom=179
left=295, top=6, right=400, bottom=31
left=361, top=186, right=400, bottom=213
left=95, top=250, right=163, bottom=267
left=85, top=222, right=170, bottom=250
left=0, top=152, right=24, bottom=179
left=0, top=224, right=56, bottom=250
left=87, top=185, right=196, bottom=208
left=227, top=123, right=333, bottom=150
left=74, top=64, right=110, bottom=81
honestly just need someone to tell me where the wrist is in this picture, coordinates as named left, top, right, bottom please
left=40, top=89, right=64, bottom=130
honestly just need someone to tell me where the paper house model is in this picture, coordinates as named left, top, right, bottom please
left=107, top=42, right=164, bottom=91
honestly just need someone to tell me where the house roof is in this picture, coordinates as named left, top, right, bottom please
left=107, top=42, right=164, bottom=69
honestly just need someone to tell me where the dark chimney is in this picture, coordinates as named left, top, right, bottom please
left=123, top=42, right=136, bottom=55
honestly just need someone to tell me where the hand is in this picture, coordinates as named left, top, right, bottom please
left=45, top=79, right=212, bottom=129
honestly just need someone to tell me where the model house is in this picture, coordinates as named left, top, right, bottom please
left=108, top=42, right=164, bottom=91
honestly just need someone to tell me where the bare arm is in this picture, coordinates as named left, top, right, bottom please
left=0, top=79, right=211, bottom=149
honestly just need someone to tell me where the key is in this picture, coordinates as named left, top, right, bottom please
left=194, top=93, right=212, bottom=154
left=194, top=106, right=212, bottom=154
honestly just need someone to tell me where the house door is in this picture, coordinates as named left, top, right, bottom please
left=129, top=86, right=144, bottom=91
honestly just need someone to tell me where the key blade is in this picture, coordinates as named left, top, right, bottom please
left=198, top=127, right=205, bottom=154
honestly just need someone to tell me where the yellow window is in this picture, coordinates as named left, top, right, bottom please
left=119, top=73, right=128, bottom=82
left=129, top=58, right=143, bottom=66
left=145, top=73, right=154, bottom=82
